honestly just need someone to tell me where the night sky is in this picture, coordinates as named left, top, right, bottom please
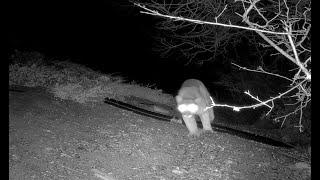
left=8, top=0, right=225, bottom=93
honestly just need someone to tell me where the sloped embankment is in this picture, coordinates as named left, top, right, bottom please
left=9, top=88, right=310, bottom=179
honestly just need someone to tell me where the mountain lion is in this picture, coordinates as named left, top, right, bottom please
left=176, top=79, right=214, bottom=136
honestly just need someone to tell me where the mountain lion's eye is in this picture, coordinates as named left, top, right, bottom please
left=178, top=104, right=198, bottom=113
left=187, top=104, right=198, bottom=113
left=177, top=104, right=188, bottom=112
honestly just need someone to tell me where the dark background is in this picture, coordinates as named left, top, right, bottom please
left=8, top=0, right=229, bottom=94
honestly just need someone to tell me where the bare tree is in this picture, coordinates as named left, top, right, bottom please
left=133, top=0, right=311, bottom=132
left=133, top=0, right=246, bottom=64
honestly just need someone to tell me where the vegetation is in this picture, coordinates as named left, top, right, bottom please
left=9, top=50, right=174, bottom=105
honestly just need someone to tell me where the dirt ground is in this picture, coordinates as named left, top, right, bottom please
left=9, top=88, right=310, bottom=180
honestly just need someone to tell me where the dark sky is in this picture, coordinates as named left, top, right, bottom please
left=8, top=1, right=146, bottom=60
left=8, top=0, right=224, bottom=93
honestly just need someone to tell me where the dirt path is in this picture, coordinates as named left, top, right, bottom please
left=9, top=88, right=310, bottom=180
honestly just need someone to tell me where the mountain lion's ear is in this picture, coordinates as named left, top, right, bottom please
left=176, top=95, right=182, bottom=103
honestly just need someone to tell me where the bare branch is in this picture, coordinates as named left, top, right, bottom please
left=231, top=62, right=293, bottom=82
left=134, top=3, right=291, bottom=35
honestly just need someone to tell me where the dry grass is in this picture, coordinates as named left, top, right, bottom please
left=9, top=50, right=174, bottom=105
